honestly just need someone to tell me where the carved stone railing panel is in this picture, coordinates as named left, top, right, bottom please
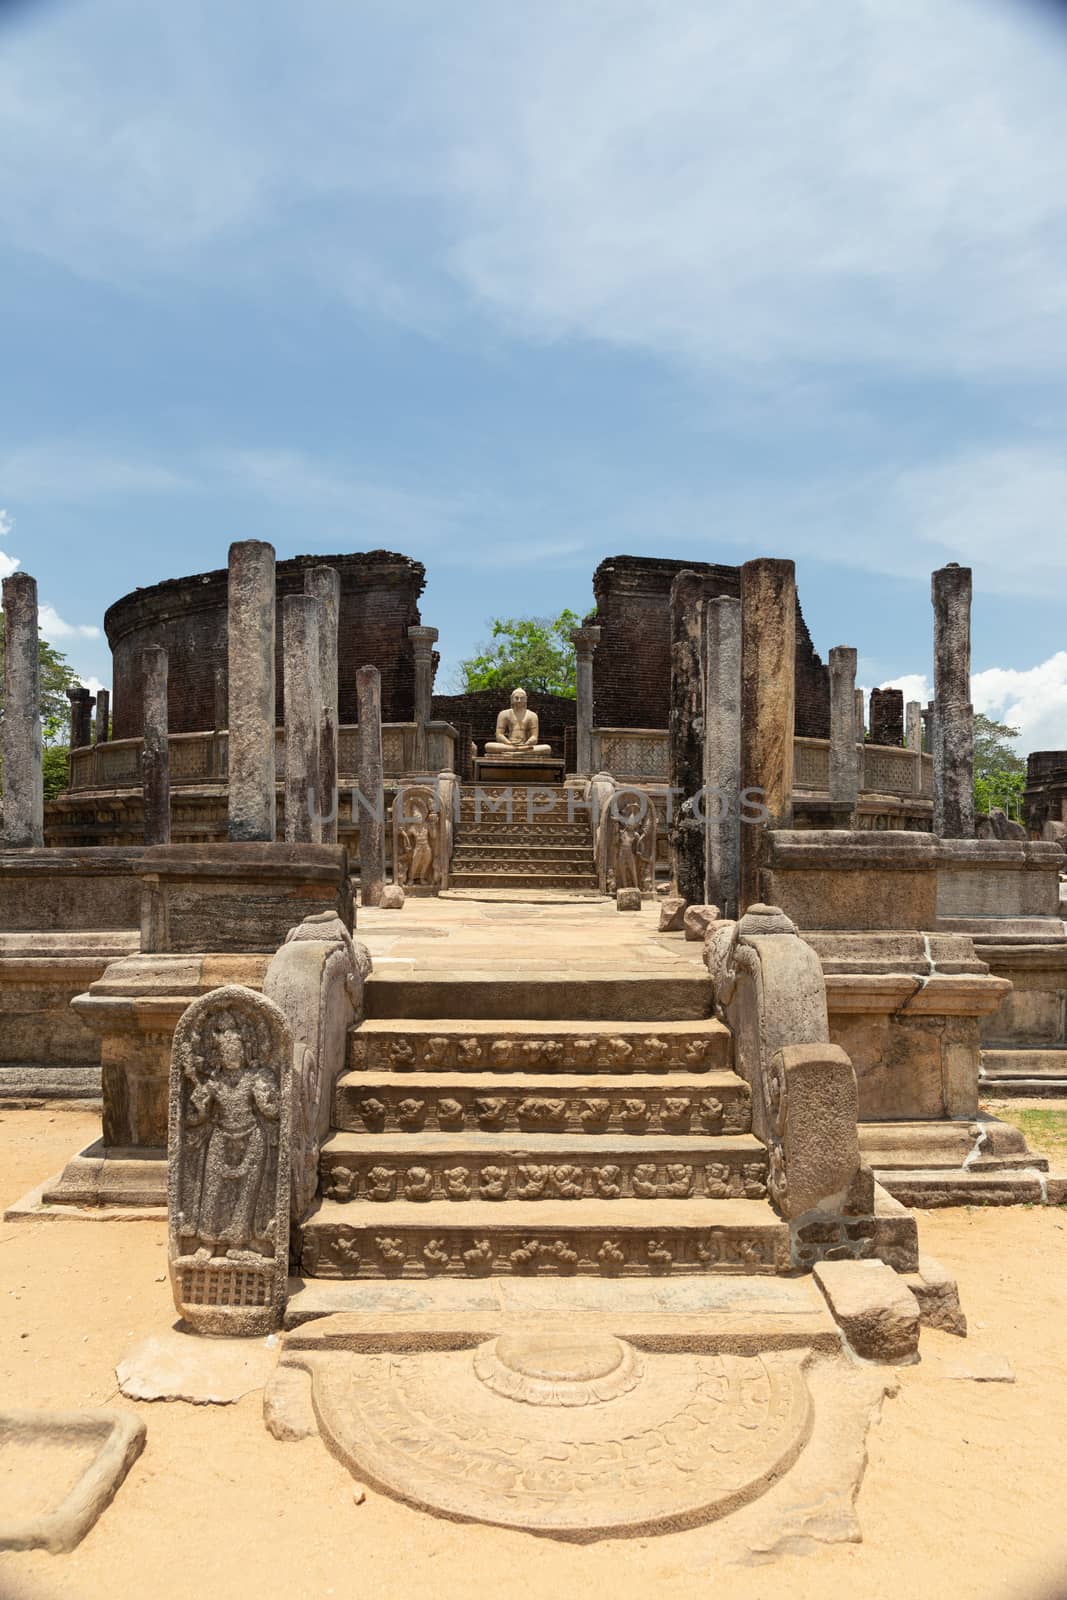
left=794, top=736, right=931, bottom=800
left=792, top=738, right=830, bottom=791
left=592, top=728, right=670, bottom=782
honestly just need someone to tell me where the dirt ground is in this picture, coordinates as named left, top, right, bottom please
left=1, top=1106, right=1066, bottom=1600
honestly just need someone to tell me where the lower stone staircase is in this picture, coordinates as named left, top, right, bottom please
left=447, top=785, right=599, bottom=892
left=299, top=974, right=793, bottom=1281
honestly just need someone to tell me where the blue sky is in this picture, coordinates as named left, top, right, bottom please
left=3, top=0, right=1067, bottom=748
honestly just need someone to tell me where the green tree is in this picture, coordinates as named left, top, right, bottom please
left=0, top=616, right=83, bottom=801
left=456, top=610, right=583, bottom=697
left=973, top=712, right=1025, bottom=820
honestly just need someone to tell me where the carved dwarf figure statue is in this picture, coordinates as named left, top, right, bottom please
left=485, top=687, right=551, bottom=757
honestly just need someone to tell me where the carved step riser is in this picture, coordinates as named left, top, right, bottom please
left=334, top=1084, right=750, bottom=1137
left=320, top=1154, right=768, bottom=1206
left=449, top=877, right=600, bottom=889
left=452, top=849, right=594, bottom=862
left=300, top=1224, right=789, bottom=1280
left=350, top=1036, right=730, bottom=1074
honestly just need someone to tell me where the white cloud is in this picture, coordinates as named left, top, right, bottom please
left=38, top=604, right=100, bottom=641
left=876, top=656, right=1067, bottom=754
left=0, top=507, right=17, bottom=578
left=0, top=445, right=187, bottom=502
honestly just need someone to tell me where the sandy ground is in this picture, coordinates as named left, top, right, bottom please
left=0, top=1108, right=1065, bottom=1600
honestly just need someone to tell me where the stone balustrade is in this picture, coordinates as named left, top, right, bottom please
left=66, top=722, right=459, bottom=794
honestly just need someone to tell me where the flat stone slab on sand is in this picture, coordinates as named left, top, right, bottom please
left=0, top=1409, right=145, bottom=1553
left=117, top=1329, right=278, bottom=1404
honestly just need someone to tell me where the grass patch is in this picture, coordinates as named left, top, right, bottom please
left=994, top=1107, right=1067, bottom=1159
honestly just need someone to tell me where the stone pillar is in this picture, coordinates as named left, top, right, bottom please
left=932, top=563, right=974, bottom=839
left=356, top=665, right=386, bottom=906
left=227, top=540, right=276, bottom=842
left=408, top=626, right=438, bottom=774
left=94, top=688, right=110, bottom=745
left=739, top=559, right=796, bottom=912
left=828, top=646, right=859, bottom=824
left=1, top=572, right=44, bottom=847
left=282, top=595, right=322, bottom=846
left=141, top=646, right=171, bottom=846
left=571, top=625, right=601, bottom=777
left=704, top=595, right=741, bottom=918
left=854, top=689, right=865, bottom=742
left=213, top=666, right=228, bottom=732
left=907, top=700, right=924, bottom=795
left=305, top=565, right=340, bottom=844
left=67, top=685, right=94, bottom=751
left=668, top=570, right=706, bottom=904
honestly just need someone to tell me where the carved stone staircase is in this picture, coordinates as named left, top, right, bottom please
left=447, top=786, right=599, bottom=892
left=298, top=974, right=793, bottom=1281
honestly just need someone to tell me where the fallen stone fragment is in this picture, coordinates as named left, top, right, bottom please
left=658, top=895, right=687, bottom=932
left=684, top=903, right=721, bottom=942
left=263, top=1364, right=317, bottom=1441
left=117, top=1329, right=277, bottom=1405
left=379, top=884, right=405, bottom=909
left=902, top=1254, right=967, bottom=1337
left=814, top=1258, right=920, bottom=1364
left=943, top=1354, right=1015, bottom=1383
left=616, top=888, right=641, bottom=912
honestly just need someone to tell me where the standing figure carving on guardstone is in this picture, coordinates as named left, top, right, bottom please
left=169, top=985, right=292, bottom=1335
left=611, top=792, right=656, bottom=894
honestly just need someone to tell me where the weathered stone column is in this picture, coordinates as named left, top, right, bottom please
left=213, top=666, right=228, bottom=732
left=305, top=565, right=340, bottom=844
left=408, top=626, right=438, bottom=774
left=739, top=559, right=796, bottom=912
left=282, top=595, right=322, bottom=845
left=668, top=570, right=706, bottom=903
left=1, top=573, right=44, bottom=847
left=94, top=688, right=110, bottom=745
left=67, top=685, right=94, bottom=751
left=141, top=645, right=171, bottom=846
left=907, top=700, right=924, bottom=795
left=571, top=624, right=601, bottom=777
left=932, top=562, right=974, bottom=839
left=828, top=646, right=859, bottom=825
left=704, top=595, right=741, bottom=917
left=227, top=540, right=276, bottom=842
left=356, top=665, right=386, bottom=906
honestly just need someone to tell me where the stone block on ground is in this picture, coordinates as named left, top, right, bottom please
left=942, top=1353, right=1015, bottom=1383
left=684, top=903, right=721, bottom=942
left=117, top=1329, right=278, bottom=1404
left=263, top=1365, right=317, bottom=1440
left=139, top=843, right=353, bottom=953
left=379, top=884, right=405, bottom=909
left=658, top=895, right=687, bottom=932
left=616, top=887, right=641, bottom=912
left=814, top=1258, right=920, bottom=1364
left=902, top=1254, right=967, bottom=1337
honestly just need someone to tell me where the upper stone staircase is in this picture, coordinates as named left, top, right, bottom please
left=298, top=968, right=791, bottom=1280
left=447, top=785, right=599, bottom=893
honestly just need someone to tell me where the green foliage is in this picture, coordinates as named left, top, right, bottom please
left=456, top=610, right=582, bottom=698
left=0, top=618, right=83, bottom=801
left=972, top=712, right=1025, bottom=819
left=0, top=614, right=83, bottom=745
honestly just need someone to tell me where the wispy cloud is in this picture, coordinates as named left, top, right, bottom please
left=0, top=444, right=188, bottom=502
left=38, top=603, right=100, bottom=641
left=0, top=507, right=17, bottom=579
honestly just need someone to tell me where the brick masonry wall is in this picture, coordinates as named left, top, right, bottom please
left=590, top=554, right=830, bottom=738
left=107, top=551, right=425, bottom=739
left=1025, top=749, right=1067, bottom=835
left=433, top=688, right=577, bottom=758
left=869, top=687, right=904, bottom=747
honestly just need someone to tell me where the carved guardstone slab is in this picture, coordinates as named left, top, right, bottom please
left=168, top=985, right=293, bottom=1335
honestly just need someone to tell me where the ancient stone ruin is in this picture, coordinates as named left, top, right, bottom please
left=1, top=536, right=1064, bottom=1546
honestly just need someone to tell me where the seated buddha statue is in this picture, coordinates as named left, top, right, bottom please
left=484, top=688, right=552, bottom=757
